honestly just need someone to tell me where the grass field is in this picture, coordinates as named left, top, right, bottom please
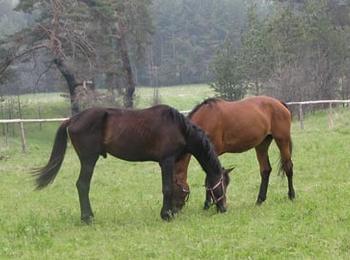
left=2, top=84, right=214, bottom=119
left=1, top=85, right=350, bottom=259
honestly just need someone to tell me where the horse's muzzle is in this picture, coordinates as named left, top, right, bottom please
left=216, top=203, right=227, bottom=213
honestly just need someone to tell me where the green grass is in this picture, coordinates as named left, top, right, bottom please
left=134, top=84, right=214, bottom=110
left=1, top=85, right=350, bottom=259
left=1, top=84, right=213, bottom=120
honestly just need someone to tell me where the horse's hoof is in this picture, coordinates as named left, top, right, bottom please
left=203, top=201, right=211, bottom=210
left=216, top=204, right=227, bottom=213
left=160, top=209, right=174, bottom=221
left=81, top=215, right=94, bottom=224
left=256, top=197, right=266, bottom=205
left=288, top=191, right=295, bottom=200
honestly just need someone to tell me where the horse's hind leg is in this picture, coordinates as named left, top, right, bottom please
left=275, top=137, right=295, bottom=200
left=76, top=155, right=98, bottom=224
left=255, top=135, right=273, bottom=205
left=159, top=157, right=175, bottom=221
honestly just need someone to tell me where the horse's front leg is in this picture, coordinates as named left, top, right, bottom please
left=159, top=157, right=175, bottom=221
left=203, top=191, right=212, bottom=210
left=204, top=176, right=213, bottom=209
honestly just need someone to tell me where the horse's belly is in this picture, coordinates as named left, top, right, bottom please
left=106, top=147, right=158, bottom=162
left=104, top=136, right=159, bottom=162
left=224, top=142, right=256, bottom=153
left=222, top=134, right=267, bottom=153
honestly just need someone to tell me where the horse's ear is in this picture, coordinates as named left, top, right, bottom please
left=224, top=167, right=235, bottom=174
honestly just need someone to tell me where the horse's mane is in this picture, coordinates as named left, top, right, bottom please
left=279, top=101, right=289, bottom=110
left=278, top=100, right=293, bottom=120
left=166, top=106, right=222, bottom=177
left=188, top=97, right=222, bottom=119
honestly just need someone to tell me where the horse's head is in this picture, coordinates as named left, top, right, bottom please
left=171, top=179, right=190, bottom=213
left=204, top=167, right=233, bottom=212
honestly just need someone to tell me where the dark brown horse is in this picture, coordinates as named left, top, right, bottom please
left=172, top=96, right=295, bottom=211
left=34, top=105, right=231, bottom=223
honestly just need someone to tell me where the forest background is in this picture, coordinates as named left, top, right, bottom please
left=1, top=0, right=350, bottom=113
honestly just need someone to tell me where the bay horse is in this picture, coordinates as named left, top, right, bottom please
left=33, top=105, right=231, bottom=223
left=171, top=96, right=295, bottom=211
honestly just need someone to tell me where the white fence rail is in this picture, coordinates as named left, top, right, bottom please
left=1, top=100, right=350, bottom=152
left=0, top=118, right=69, bottom=123
left=287, top=99, right=350, bottom=105
left=286, top=99, right=350, bottom=130
left=0, top=118, right=69, bottom=152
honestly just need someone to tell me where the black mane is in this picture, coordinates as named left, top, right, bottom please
left=165, top=106, right=222, bottom=179
left=188, top=98, right=222, bottom=118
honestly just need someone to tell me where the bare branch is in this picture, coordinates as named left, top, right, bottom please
left=0, top=44, right=49, bottom=77
left=34, top=60, right=55, bottom=90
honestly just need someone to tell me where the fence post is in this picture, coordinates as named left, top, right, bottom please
left=38, top=105, right=42, bottom=130
left=19, top=122, right=26, bottom=153
left=328, top=102, right=334, bottom=129
left=299, top=104, right=304, bottom=130
left=4, top=123, right=8, bottom=146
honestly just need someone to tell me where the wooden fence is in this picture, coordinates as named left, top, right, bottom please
left=1, top=100, right=350, bottom=153
left=287, top=100, right=350, bottom=130
left=0, top=118, right=69, bottom=153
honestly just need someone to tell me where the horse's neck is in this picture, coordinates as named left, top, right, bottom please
left=186, top=128, right=222, bottom=179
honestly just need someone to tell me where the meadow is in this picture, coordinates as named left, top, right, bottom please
left=1, top=84, right=350, bottom=259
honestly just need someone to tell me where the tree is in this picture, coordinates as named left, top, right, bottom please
left=209, top=1, right=269, bottom=99
left=77, top=0, right=153, bottom=108
left=263, top=4, right=308, bottom=101
left=0, top=0, right=29, bottom=39
left=210, top=38, right=246, bottom=100
left=301, top=0, right=350, bottom=100
left=0, top=0, right=94, bottom=114
left=211, top=0, right=350, bottom=103
left=1, top=0, right=153, bottom=111
left=240, top=4, right=274, bottom=95
left=150, top=0, right=247, bottom=86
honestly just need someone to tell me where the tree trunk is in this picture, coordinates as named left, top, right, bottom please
left=115, top=9, right=135, bottom=108
left=54, top=58, right=80, bottom=115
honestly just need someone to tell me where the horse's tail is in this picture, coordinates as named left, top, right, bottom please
left=280, top=100, right=292, bottom=118
left=33, top=119, right=70, bottom=189
left=278, top=137, right=293, bottom=177
left=276, top=99, right=293, bottom=176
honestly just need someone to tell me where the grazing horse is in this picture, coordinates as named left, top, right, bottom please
left=171, top=96, right=295, bottom=211
left=33, top=105, right=231, bottom=223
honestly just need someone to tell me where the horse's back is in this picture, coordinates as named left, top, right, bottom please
left=104, top=105, right=187, bottom=161
left=67, top=107, right=110, bottom=158
left=224, top=96, right=291, bottom=139
left=220, top=96, right=290, bottom=128
left=189, top=96, right=291, bottom=153
left=244, top=96, right=292, bottom=139
left=68, top=107, right=107, bottom=132
left=67, top=105, right=187, bottom=162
